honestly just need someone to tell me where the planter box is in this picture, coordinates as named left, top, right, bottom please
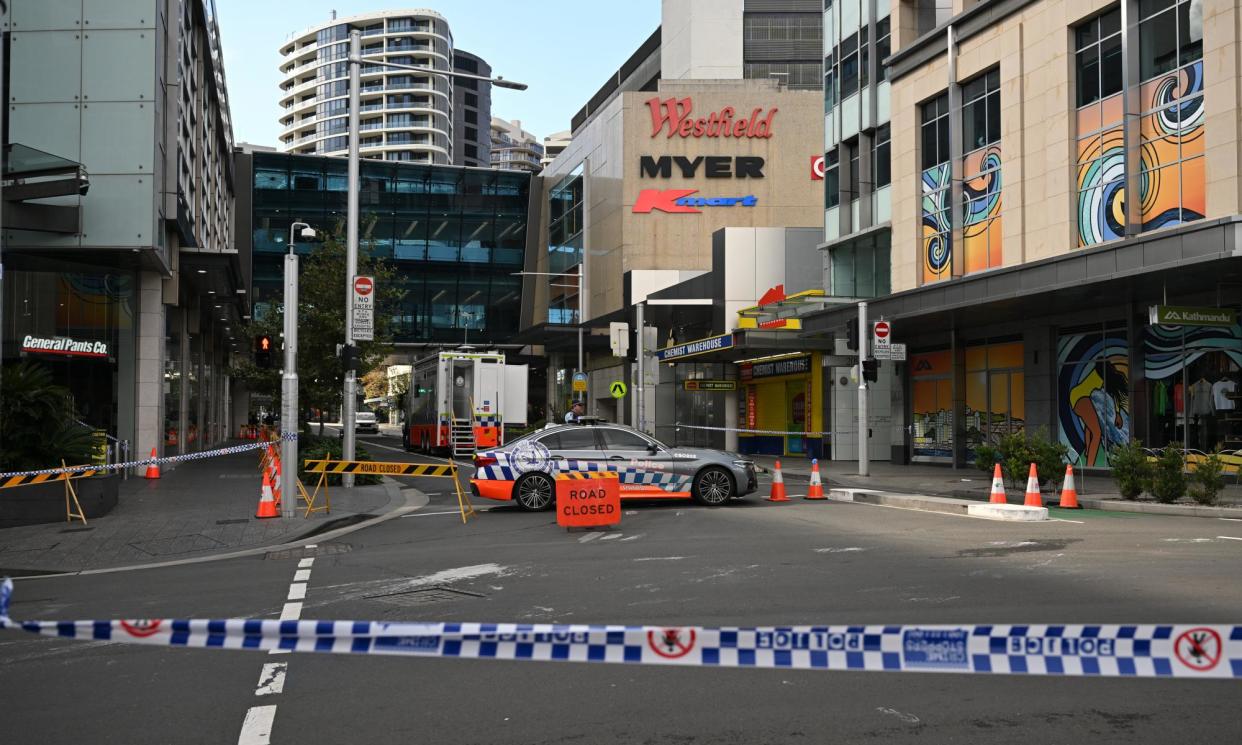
left=0, top=475, right=119, bottom=528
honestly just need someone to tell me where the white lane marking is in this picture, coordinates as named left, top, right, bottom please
left=1218, top=536, right=1242, bottom=541
left=1050, top=518, right=1085, bottom=524
left=634, top=556, right=685, bottom=562
left=1219, top=518, right=1242, bottom=522
left=600, top=533, right=622, bottom=541
left=304, top=544, right=318, bottom=549
left=813, top=547, right=867, bottom=553
left=237, top=705, right=277, bottom=745
left=287, top=583, right=307, bottom=601
left=293, top=569, right=311, bottom=582
left=279, top=602, right=303, bottom=620
left=1162, top=537, right=1213, bottom=543
left=255, top=663, right=287, bottom=696
left=620, top=534, right=644, bottom=542
left=298, top=558, right=314, bottom=569
left=876, top=706, right=921, bottom=724
left=400, top=510, right=473, bottom=518
left=578, top=532, right=603, bottom=543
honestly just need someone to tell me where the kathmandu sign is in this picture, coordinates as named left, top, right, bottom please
left=1148, top=305, right=1237, bottom=327
left=633, top=189, right=757, bottom=214
left=646, top=97, right=778, bottom=139
left=21, top=335, right=109, bottom=358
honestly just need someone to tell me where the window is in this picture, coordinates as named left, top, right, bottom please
left=1139, top=0, right=1201, bottom=81
left=542, top=428, right=598, bottom=451
left=845, top=141, right=860, bottom=202
left=824, top=148, right=840, bottom=209
left=961, top=68, right=1000, bottom=152
left=921, top=93, right=952, bottom=283
left=839, top=32, right=859, bottom=98
left=1075, top=7, right=1122, bottom=107
left=961, top=69, right=1003, bottom=274
left=920, top=93, right=950, bottom=170
left=823, top=55, right=837, bottom=110
left=464, top=143, right=478, bottom=160
left=876, top=17, right=891, bottom=83
left=1075, top=7, right=1126, bottom=247
left=831, top=231, right=891, bottom=298
left=464, top=92, right=478, bottom=108
left=872, top=124, right=891, bottom=188
left=599, top=428, right=652, bottom=451
left=860, top=27, right=870, bottom=89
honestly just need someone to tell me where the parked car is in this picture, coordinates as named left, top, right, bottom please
left=470, top=421, right=757, bottom=510
left=355, top=409, right=379, bottom=434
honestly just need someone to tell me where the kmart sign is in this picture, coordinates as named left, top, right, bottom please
left=1148, top=305, right=1237, bottom=327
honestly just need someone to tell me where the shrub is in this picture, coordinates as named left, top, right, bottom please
left=298, top=434, right=382, bottom=486
left=1188, top=453, right=1226, bottom=506
left=973, top=429, right=1068, bottom=489
left=0, top=360, right=98, bottom=471
left=1149, top=446, right=1187, bottom=504
left=1108, top=439, right=1151, bottom=500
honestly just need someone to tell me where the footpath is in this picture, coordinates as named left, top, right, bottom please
left=0, top=444, right=408, bottom=576
left=749, top=456, right=1242, bottom=518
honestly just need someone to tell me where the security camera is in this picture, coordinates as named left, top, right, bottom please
left=299, top=226, right=316, bottom=240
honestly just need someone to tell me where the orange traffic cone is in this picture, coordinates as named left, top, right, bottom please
left=144, top=447, right=160, bottom=479
left=989, top=463, right=1007, bottom=504
left=805, top=459, right=826, bottom=500
left=256, top=469, right=279, bottom=518
left=1024, top=463, right=1042, bottom=507
left=765, top=460, right=789, bottom=502
left=1058, top=464, right=1081, bottom=509
left=271, top=458, right=283, bottom=508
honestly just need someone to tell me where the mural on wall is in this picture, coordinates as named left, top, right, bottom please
left=921, top=164, right=952, bottom=283
left=961, top=145, right=1002, bottom=273
left=1057, top=332, right=1129, bottom=467
left=1144, top=324, right=1242, bottom=380
left=1139, top=60, right=1204, bottom=230
left=1076, top=93, right=1125, bottom=248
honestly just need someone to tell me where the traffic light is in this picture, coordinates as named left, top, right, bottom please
left=340, top=343, right=358, bottom=372
left=862, top=358, right=879, bottom=382
left=254, top=335, right=273, bottom=369
left=845, top=316, right=859, bottom=351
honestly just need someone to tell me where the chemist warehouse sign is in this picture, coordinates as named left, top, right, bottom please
left=632, top=96, right=773, bottom=215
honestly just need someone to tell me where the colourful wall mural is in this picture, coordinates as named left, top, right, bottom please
left=1139, top=60, right=1204, bottom=230
left=1144, top=324, right=1242, bottom=380
left=961, top=145, right=1002, bottom=273
left=1076, top=93, right=1125, bottom=247
left=921, top=164, right=952, bottom=283
left=1057, top=331, right=1129, bottom=467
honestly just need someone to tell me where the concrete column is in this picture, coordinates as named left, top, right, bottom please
left=724, top=389, right=739, bottom=452
left=133, top=270, right=166, bottom=472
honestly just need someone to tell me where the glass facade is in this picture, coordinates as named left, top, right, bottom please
left=920, top=92, right=952, bottom=283
left=546, top=165, right=584, bottom=326
left=960, top=68, right=1002, bottom=274
left=249, top=152, right=529, bottom=345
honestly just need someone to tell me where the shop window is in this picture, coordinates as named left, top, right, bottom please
left=1058, top=324, right=1129, bottom=467
left=920, top=93, right=951, bottom=284
left=1138, top=0, right=1204, bottom=235
left=911, top=350, right=953, bottom=462
left=1143, top=320, right=1242, bottom=453
left=965, top=342, right=1025, bottom=458
left=961, top=69, right=1002, bottom=275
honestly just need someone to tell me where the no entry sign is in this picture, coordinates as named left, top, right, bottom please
left=352, top=275, right=375, bottom=342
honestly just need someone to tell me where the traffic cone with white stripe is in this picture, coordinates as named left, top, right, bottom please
left=765, top=460, right=789, bottom=502
left=1024, top=463, right=1043, bottom=507
left=1058, top=464, right=1081, bottom=509
left=256, top=468, right=279, bottom=518
left=271, top=457, right=283, bottom=508
left=989, top=463, right=1007, bottom=504
left=804, top=459, right=826, bottom=500
left=144, top=447, right=160, bottom=479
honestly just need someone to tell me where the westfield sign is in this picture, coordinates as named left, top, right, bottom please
left=646, top=97, right=777, bottom=139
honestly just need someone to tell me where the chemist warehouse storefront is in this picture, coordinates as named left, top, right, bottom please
left=803, top=220, right=1242, bottom=469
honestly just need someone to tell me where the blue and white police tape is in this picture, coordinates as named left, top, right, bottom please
left=0, top=580, right=1236, bottom=679
left=0, top=434, right=296, bottom=480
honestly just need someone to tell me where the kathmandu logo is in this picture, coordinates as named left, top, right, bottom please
left=632, top=189, right=758, bottom=214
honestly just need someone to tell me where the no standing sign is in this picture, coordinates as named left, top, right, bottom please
left=352, top=276, right=375, bottom=342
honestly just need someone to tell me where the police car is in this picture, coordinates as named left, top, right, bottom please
left=470, top=421, right=758, bottom=510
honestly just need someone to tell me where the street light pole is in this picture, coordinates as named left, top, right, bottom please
left=282, top=221, right=312, bottom=516
left=342, top=30, right=362, bottom=488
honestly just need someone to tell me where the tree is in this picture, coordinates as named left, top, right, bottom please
left=232, top=226, right=402, bottom=434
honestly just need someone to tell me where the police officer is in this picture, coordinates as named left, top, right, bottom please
left=564, top=401, right=584, bottom=423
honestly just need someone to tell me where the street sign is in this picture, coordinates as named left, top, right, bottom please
left=1148, top=305, right=1237, bottom=327
left=872, top=320, right=891, bottom=349
left=684, top=380, right=736, bottom=391
left=572, top=372, right=588, bottom=392
left=873, top=343, right=906, bottom=361
left=609, top=381, right=627, bottom=398
left=609, top=322, right=630, bottom=357
left=352, top=275, right=375, bottom=341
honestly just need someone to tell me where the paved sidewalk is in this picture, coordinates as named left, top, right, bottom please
left=748, top=455, right=1242, bottom=507
left=0, top=444, right=403, bottom=575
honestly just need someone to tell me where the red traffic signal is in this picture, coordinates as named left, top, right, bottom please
left=254, top=335, right=274, bottom=368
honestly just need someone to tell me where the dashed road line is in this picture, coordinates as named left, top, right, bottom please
left=600, top=533, right=621, bottom=541
left=287, top=583, right=307, bottom=601
left=1218, top=535, right=1242, bottom=541
left=293, top=569, right=311, bottom=582
left=237, top=705, right=277, bottom=745
left=578, top=532, right=603, bottom=543
left=279, top=602, right=302, bottom=620
left=255, top=663, right=287, bottom=696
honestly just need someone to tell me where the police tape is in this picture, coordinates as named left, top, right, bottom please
left=0, top=434, right=296, bottom=480
left=0, top=580, right=1235, bottom=679
left=673, top=423, right=833, bottom=437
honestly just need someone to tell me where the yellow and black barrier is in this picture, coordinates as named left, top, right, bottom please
left=0, top=462, right=94, bottom=525
left=301, top=459, right=476, bottom=523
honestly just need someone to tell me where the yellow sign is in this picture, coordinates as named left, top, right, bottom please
left=610, top=381, right=627, bottom=398
left=299, top=458, right=475, bottom=523
left=572, top=372, right=588, bottom=392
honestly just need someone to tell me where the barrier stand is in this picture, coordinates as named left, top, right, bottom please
left=303, top=459, right=476, bottom=523
left=298, top=465, right=331, bottom=517
left=0, top=463, right=98, bottom=525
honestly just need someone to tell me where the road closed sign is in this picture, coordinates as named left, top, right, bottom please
left=556, top=472, right=621, bottom=529
left=352, top=276, right=375, bottom=341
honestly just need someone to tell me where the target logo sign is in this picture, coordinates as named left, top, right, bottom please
left=811, top=155, right=825, bottom=181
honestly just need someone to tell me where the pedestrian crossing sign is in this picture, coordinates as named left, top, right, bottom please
left=610, top=381, right=627, bottom=399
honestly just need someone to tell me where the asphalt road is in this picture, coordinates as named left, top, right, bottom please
left=2, top=428, right=1240, bottom=744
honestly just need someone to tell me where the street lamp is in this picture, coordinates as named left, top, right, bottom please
left=341, top=29, right=528, bottom=486
left=281, top=221, right=314, bottom=517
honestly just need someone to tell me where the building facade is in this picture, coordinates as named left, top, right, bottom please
left=490, top=118, right=543, bottom=173
left=806, top=0, right=1242, bottom=470
left=452, top=49, right=492, bottom=168
left=540, top=130, right=572, bottom=169
left=278, top=10, right=455, bottom=163
left=2, top=0, right=245, bottom=465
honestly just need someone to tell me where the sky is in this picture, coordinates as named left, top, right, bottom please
left=215, top=0, right=662, bottom=147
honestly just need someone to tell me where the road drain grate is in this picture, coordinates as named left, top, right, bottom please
left=264, top=543, right=353, bottom=560
left=366, top=585, right=485, bottom=607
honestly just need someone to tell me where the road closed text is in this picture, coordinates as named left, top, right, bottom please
left=555, top=474, right=621, bottom=528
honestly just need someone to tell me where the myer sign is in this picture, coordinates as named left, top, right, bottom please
left=1149, top=305, right=1237, bottom=327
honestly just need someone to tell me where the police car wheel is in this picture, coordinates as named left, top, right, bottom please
left=693, top=467, right=734, bottom=506
left=515, top=473, right=555, bottom=511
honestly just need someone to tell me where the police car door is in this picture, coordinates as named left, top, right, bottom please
left=544, top=426, right=606, bottom=477
left=597, top=427, right=683, bottom=496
